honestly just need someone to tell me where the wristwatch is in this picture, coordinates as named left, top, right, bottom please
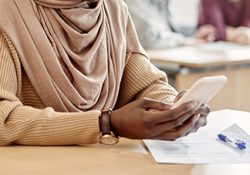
left=99, top=110, right=119, bottom=145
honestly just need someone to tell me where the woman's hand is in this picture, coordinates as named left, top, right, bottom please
left=173, top=90, right=210, bottom=135
left=227, top=26, right=250, bottom=45
left=196, top=25, right=216, bottom=42
left=110, top=97, right=202, bottom=141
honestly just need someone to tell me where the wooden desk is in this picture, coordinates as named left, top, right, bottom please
left=0, top=110, right=250, bottom=175
left=147, top=44, right=250, bottom=111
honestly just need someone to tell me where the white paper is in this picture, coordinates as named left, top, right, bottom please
left=144, top=111, right=250, bottom=164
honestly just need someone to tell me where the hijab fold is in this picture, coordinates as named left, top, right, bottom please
left=0, top=0, right=145, bottom=112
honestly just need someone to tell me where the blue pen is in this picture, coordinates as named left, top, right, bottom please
left=217, top=133, right=246, bottom=150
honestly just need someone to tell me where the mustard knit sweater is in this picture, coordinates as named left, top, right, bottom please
left=0, top=31, right=177, bottom=146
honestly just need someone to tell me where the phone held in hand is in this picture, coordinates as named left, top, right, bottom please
left=172, top=75, right=228, bottom=109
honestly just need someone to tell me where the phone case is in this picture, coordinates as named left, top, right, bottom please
left=172, top=75, right=228, bottom=108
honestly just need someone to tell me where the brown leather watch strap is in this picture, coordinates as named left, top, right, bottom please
left=100, top=110, right=112, bottom=135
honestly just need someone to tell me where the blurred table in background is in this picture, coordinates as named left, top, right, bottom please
left=147, top=42, right=250, bottom=111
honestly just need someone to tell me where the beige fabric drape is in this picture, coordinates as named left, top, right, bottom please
left=0, top=0, right=146, bottom=112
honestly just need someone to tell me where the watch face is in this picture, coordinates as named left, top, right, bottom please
left=100, top=134, right=119, bottom=145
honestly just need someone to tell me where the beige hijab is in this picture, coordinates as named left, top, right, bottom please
left=0, top=0, right=145, bottom=112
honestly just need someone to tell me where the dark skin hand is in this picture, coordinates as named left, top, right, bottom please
left=173, top=90, right=210, bottom=135
left=111, top=92, right=210, bottom=141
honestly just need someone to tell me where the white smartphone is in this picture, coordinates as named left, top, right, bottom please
left=172, top=75, right=228, bottom=109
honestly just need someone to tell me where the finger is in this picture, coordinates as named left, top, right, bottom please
left=174, top=90, right=187, bottom=103
left=154, top=111, right=201, bottom=136
left=207, top=34, right=216, bottom=42
left=150, top=113, right=198, bottom=137
left=195, top=104, right=210, bottom=116
left=138, top=98, right=172, bottom=111
left=185, top=115, right=207, bottom=136
left=170, top=114, right=199, bottom=139
left=154, top=114, right=198, bottom=141
left=185, top=114, right=202, bottom=135
left=195, top=115, right=207, bottom=128
left=151, top=101, right=199, bottom=124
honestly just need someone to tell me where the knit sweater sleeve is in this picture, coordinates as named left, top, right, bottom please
left=116, top=53, right=178, bottom=108
left=0, top=32, right=100, bottom=146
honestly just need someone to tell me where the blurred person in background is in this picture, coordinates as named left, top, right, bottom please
left=197, top=0, right=250, bottom=45
left=125, top=0, right=191, bottom=49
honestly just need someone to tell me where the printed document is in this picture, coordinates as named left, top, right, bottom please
left=144, top=110, right=250, bottom=164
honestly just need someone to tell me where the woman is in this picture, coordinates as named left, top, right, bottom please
left=0, top=0, right=209, bottom=146
left=197, top=0, right=250, bottom=44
